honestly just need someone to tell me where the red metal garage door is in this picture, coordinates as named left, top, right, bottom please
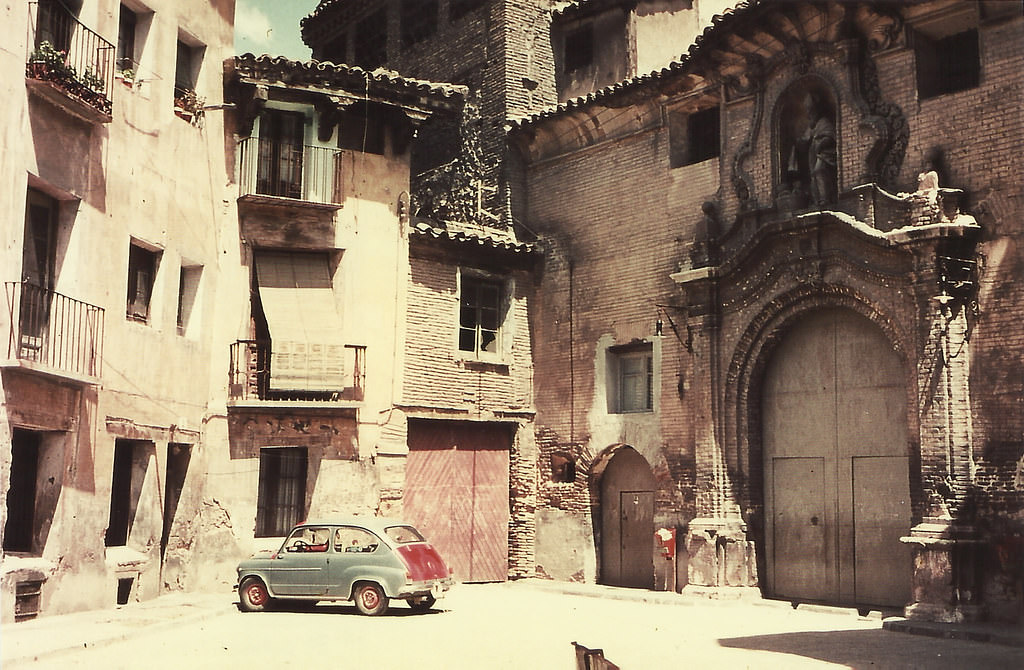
left=405, top=420, right=511, bottom=582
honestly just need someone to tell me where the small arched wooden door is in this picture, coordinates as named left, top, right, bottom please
left=763, top=308, right=912, bottom=608
left=600, top=447, right=655, bottom=589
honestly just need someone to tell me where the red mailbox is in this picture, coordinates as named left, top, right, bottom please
left=655, top=527, right=676, bottom=560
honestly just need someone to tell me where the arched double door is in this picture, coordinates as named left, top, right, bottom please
left=762, top=308, right=913, bottom=608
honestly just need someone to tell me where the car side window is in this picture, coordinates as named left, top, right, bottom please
left=334, top=527, right=380, bottom=554
left=283, top=526, right=331, bottom=553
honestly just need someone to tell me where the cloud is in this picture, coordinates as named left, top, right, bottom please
left=235, top=4, right=273, bottom=46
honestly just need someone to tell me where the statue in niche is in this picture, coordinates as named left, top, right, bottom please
left=779, top=89, right=838, bottom=209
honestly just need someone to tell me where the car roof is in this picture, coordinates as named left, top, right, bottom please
left=293, top=517, right=416, bottom=533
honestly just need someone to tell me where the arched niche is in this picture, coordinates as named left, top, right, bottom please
left=774, top=77, right=839, bottom=210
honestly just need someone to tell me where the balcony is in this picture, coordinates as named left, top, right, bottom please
left=4, top=281, right=104, bottom=382
left=228, top=340, right=365, bottom=405
left=26, top=1, right=115, bottom=122
left=237, top=137, right=344, bottom=208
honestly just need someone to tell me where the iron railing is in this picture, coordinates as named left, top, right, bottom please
left=5, top=281, right=104, bottom=379
left=228, top=340, right=365, bottom=402
left=237, top=137, right=344, bottom=205
left=26, top=1, right=115, bottom=116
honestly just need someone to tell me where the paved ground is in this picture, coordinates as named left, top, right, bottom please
left=3, top=580, right=1023, bottom=669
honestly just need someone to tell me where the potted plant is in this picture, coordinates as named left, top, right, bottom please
left=173, top=88, right=205, bottom=123
left=26, top=41, right=73, bottom=83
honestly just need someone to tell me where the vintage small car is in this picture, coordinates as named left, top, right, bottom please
left=236, top=517, right=453, bottom=615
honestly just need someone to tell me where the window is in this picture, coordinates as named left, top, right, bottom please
left=176, top=264, right=202, bottom=335
left=563, top=25, right=593, bottom=73
left=21, top=190, right=58, bottom=349
left=283, top=526, right=331, bottom=553
left=3, top=430, right=41, bottom=553
left=106, top=439, right=153, bottom=546
left=450, top=0, right=486, bottom=22
left=255, top=447, right=307, bottom=537
left=256, top=109, right=306, bottom=198
left=174, top=37, right=204, bottom=104
left=35, top=0, right=81, bottom=53
left=915, top=29, right=980, bottom=100
left=126, top=242, right=159, bottom=323
left=401, top=0, right=438, bottom=48
left=670, top=106, right=720, bottom=168
left=117, top=5, right=137, bottom=73
left=335, top=527, right=381, bottom=553
left=354, top=9, right=387, bottom=69
left=610, top=346, right=653, bottom=413
left=458, top=276, right=503, bottom=357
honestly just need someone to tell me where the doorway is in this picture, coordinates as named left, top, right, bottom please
left=762, top=308, right=912, bottom=607
left=599, top=447, right=655, bottom=589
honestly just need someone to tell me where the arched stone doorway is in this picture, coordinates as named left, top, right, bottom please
left=599, top=446, right=655, bottom=589
left=762, top=308, right=912, bottom=608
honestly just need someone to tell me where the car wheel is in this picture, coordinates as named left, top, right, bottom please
left=353, top=583, right=388, bottom=616
left=239, top=577, right=271, bottom=613
left=408, top=594, right=436, bottom=612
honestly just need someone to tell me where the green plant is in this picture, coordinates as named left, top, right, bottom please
left=174, top=88, right=205, bottom=118
left=28, top=40, right=75, bottom=80
left=81, top=67, right=105, bottom=93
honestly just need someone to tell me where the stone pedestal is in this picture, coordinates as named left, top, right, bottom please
left=685, top=517, right=757, bottom=591
left=901, top=519, right=983, bottom=622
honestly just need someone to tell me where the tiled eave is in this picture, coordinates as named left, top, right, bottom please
left=410, top=220, right=536, bottom=270
left=511, top=0, right=909, bottom=137
left=231, top=54, right=467, bottom=115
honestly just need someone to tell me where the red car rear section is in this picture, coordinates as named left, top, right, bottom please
left=397, top=543, right=451, bottom=582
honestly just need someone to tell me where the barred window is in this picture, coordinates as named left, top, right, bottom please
left=256, top=448, right=307, bottom=537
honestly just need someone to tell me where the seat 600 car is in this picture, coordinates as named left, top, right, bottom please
left=236, top=518, right=453, bottom=615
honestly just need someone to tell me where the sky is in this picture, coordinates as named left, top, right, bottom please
left=234, top=0, right=318, bottom=60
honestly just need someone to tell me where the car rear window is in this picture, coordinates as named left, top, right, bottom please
left=385, top=525, right=425, bottom=544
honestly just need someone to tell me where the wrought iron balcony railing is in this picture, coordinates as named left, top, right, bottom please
left=5, top=281, right=104, bottom=379
left=26, top=1, right=115, bottom=117
left=228, top=340, right=365, bottom=403
left=237, top=137, right=344, bottom=205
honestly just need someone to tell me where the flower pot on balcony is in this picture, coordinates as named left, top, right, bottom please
left=27, top=61, right=50, bottom=80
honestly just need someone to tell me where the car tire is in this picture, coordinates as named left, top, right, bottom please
left=239, top=577, right=271, bottom=613
left=353, top=583, right=388, bottom=616
left=408, top=594, right=436, bottom=612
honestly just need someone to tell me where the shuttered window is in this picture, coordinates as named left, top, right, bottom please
left=253, top=252, right=344, bottom=392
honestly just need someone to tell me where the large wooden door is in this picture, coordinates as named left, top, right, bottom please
left=763, top=309, right=912, bottom=608
left=405, top=420, right=511, bottom=582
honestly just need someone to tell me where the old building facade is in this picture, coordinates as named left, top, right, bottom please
left=511, top=0, right=1023, bottom=623
left=1, top=0, right=236, bottom=620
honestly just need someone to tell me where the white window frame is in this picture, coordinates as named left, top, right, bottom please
left=455, top=268, right=512, bottom=363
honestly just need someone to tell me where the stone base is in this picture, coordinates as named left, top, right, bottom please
left=901, top=519, right=983, bottom=623
left=685, top=517, right=757, bottom=588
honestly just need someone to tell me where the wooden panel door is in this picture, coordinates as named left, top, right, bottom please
left=853, top=456, right=912, bottom=606
left=619, top=490, right=654, bottom=589
left=406, top=421, right=510, bottom=583
left=772, top=457, right=830, bottom=601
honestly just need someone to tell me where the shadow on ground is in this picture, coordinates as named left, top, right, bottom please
left=719, top=628, right=1024, bottom=669
left=235, top=600, right=445, bottom=618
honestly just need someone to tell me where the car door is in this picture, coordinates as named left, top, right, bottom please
left=327, top=526, right=389, bottom=598
left=268, top=526, right=331, bottom=596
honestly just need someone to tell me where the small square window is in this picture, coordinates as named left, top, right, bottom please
left=564, top=25, right=593, bottom=73
left=915, top=29, right=980, bottom=100
left=126, top=242, right=159, bottom=323
left=670, top=106, right=720, bottom=168
left=174, top=37, right=204, bottom=107
left=610, top=346, right=654, bottom=413
left=458, top=276, right=504, bottom=357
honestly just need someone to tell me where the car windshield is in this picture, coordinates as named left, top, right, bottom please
left=385, top=525, right=424, bottom=544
